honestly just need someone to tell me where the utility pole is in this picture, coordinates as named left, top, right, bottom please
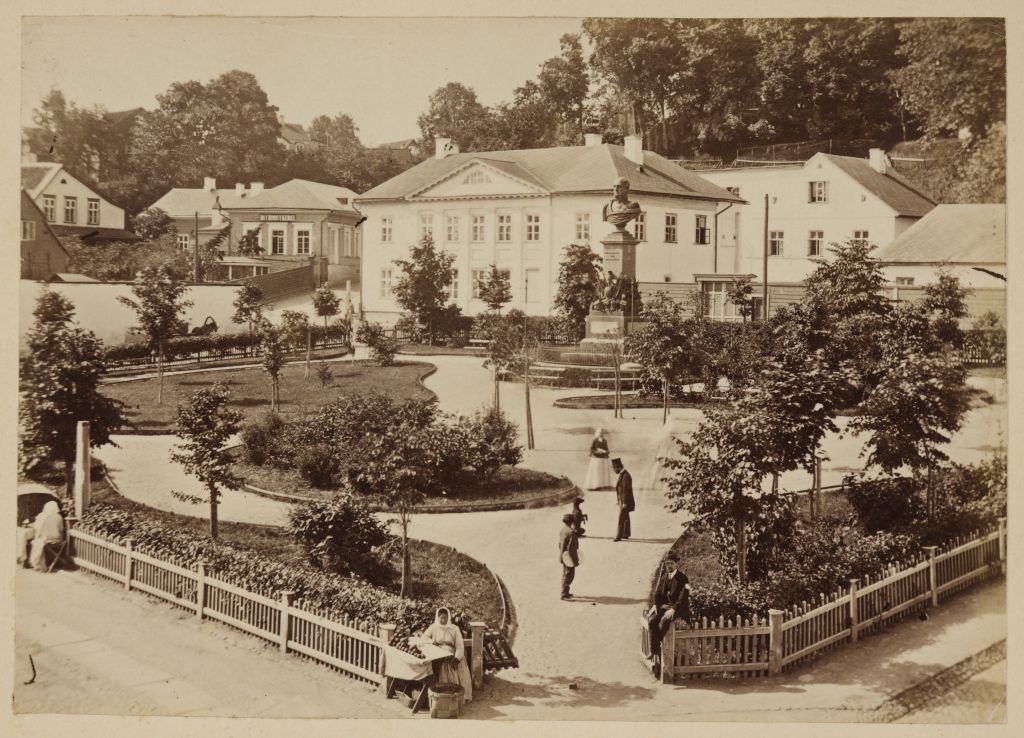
left=762, top=195, right=769, bottom=317
left=193, top=211, right=201, bottom=283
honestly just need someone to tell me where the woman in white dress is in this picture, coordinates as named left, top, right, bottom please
left=29, top=501, right=65, bottom=572
left=420, top=607, right=472, bottom=701
left=584, top=428, right=612, bottom=490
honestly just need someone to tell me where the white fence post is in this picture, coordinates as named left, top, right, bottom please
left=73, top=421, right=91, bottom=518
left=124, top=539, right=134, bottom=591
left=195, top=561, right=206, bottom=619
left=848, top=578, right=860, bottom=643
left=998, top=517, right=1007, bottom=574
left=279, top=591, right=295, bottom=653
left=924, top=546, right=939, bottom=607
left=768, top=609, right=783, bottom=674
left=661, top=621, right=676, bottom=683
left=470, top=622, right=486, bottom=688
left=379, top=623, right=396, bottom=682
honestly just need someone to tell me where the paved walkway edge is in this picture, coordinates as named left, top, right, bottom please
left=873, top=640, right=1007, bottom=722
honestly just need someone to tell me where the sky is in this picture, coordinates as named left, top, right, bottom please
left=21, top=16, right=583, bottom=146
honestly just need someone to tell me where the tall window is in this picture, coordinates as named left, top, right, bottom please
left=526, top=214, right=540, bottom=241
left=769, top=230, right=785, bottom=256
left=497, top=214, right=512, bottom=242
left=42, top=195, right=56, bottom=222
left=575, top=212, right=590, bottom=242
left=379, top=268, right=394, bottom=298
left=450, top=269, right=459, bottom=300
left=381, top=216, right=393, bottom=243
left=808, top=181, right=829, bottom=203
left=63, top=196, right=77, bottom=224
left=296, top=228, right=311, bottom=255
left=342, top=227, right=352, bottom=257
left=703, top=280, right=763, bottom=322
left=632, top=212, right=646, bottom=241
left=21, top=220, right=36, bottom=241
left=807, top=230, right=823, bottom=256
left=87, top=198, right=100, bottom=226
left=177, top=233, right=190, bottom=252
left=471, top=268, right=487, bottom=299
left=471, top=214, right=486, bottom=242
left=853, top=229, right=870, bottom=241
left=446, top=215, right=460, bottom=242
left=895, top=277, right=915, bottom=286
left=271, top=228, right=286, bottom=255
left=419, top=213, right=434, bottom=240
left=694, top=215, right=709, bottom=244
left=665, top=213, right=677, bottom=243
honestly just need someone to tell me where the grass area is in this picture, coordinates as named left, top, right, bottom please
left=88, top=475, right=504, bottom=627
left=554, top=393, right=721, bottom=411
left=662, top=489, right=855, bottom=592
left=398, top=343, right=485, bottom=357
left=106, top=347, right=354, bottom=378
left=234, top=454, right=567, bottom=508
left=102, top=360, right=435, bottom=433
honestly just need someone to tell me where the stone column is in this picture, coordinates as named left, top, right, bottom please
left=73, top=421, right=91, bottom=518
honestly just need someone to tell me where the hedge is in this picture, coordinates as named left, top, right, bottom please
left=78, top=502, right=470, bottom=646
left=104, top=325, right=351, bottom=363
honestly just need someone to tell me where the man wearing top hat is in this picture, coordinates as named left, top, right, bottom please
left=558, top=513, right=580, bottom=600
left=612, top=458, right=634, bottom=541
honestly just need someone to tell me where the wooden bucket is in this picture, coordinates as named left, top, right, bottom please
left=428, top=683, right=464, bottom=719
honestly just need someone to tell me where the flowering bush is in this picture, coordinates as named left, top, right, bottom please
left=459, top=407, right=522, bottom=477
left=287, top=494, right=388, bottom=574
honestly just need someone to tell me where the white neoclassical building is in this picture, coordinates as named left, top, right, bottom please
left=356, top=135, right=743, bottom=321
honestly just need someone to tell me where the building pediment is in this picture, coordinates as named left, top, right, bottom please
left=407, top=160, right=548, bottom=201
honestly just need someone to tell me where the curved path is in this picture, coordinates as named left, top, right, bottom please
left=96, top=356, right=1008, bottom=720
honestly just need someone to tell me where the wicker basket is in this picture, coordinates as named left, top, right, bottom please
left=428, top=683, right=464, bottom=719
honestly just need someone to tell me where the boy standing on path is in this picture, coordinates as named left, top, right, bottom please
left=559, top=513, right=579, bottom=600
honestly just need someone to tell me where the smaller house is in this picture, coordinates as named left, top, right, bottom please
left=21, top=159, right=135, bottom=243
left=376, top=138, right=422, bottom=157
left=21, top=190, right=70, bottom=280
left=874, top=203, right=1006, bottom=322
left=278, top=121, right=321, bottom=153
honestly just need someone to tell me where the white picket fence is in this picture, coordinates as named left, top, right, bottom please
left=643, top=519, right=1006, bottom=682
left=67, top=523, right=486, bottom=687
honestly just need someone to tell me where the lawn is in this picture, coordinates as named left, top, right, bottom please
left=87, top=475, right=505, bottom=628
left=234, top=454, right=569, bottom=509
left=102, top=360, right=435, bottom=433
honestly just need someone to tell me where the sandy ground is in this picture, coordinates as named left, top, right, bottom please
left=896, top=659, right=1007, bottom=724
left=40, top=355, right=1007, bottom=721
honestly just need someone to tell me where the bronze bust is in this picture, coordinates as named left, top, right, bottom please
left=602, top=177, right=641, bottom=231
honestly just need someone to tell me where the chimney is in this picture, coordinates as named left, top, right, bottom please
left=204, top=176, right=216, bottom=191
left=235, top=182, right=246, bottom=195
left=250, top=182, right=264, bottom=196
left=435, top=136, right=455, bottom=159
left=584, top=133, right=603, bottom=147
left=624, top=134, right=644, bottom=166
left=868, top=148, right=889, bottom=174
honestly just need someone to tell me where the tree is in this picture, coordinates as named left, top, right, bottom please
left=232, top=282, right=265, bottom=338
left=259, top=324, right=287, bottom=412
left=25, top=89, right=109, bottom=178
left=921, top=272, right=970, bottom=348
left=892, top=18, right=1006, bottom=140
left=65, top=236, right=192, bottom=282
left=553, top=243, right=603, bottom=342
left=236, top=225, right=264, bottom=257
left=130, top=208, right=177, bottom=240
left=118, top=265, right=192, bottom=405
left=170, top=384, right=243, bottom=540
left=726, top=277, right=755, bottom=323
left=311, top=286, right=340, bottom=330
left=391, top=235, right=457, bottom=345
left=19, top=291, right=125, bottom=496
left=850, top=349, right=970, bottom=519
left=482, top=312, right=524, bottom=411
left=537, top=33, right=590, bottom=145
left=416, top=82, right=498, bottom=154
left=281, top=309, right=313, bottom=378
left=624, top=293, right=694, bottom=424
left=479, top=264, right=513, bottom=313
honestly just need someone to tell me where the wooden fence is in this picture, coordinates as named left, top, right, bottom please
left=67, top=523, right=487, bottom=689
left=644, top=520, right=1006, bottom=683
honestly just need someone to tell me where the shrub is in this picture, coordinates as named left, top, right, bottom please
left=356, top=322, right=398, bottom=366
left=240, top=411, right=285, bottom=466
left=846, top=476, right=925, bottom=533
left=422, top=422, right=470, bottom=483
left=559, top=367, right=594, bottom=387
left=706, top=493, right=799, bottom=583
left=459, top=407, right=522, bottom=477
left=688, top=579, right=772, bottom=622
left=915, top=456, right=1007, bottom=544
left=287, top=494, right=388, bottom=574
left=315, top=361, right=334, bottom=387
left=296, top=444, right=340, bottom=489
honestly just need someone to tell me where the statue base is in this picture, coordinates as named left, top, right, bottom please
left=601, top=230, right=639, bottom=279
left=584, top=310, right=646, bottom=342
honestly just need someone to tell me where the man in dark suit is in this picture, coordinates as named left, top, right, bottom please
left=647, top=556, right=689, bottom=677
left=558, top=513, right=580, bottom=601
left=612, top=458, right=634, bottom=541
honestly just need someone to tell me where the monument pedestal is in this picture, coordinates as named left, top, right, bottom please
left=585, top=229, right=644, bottom=344
left=584, top=310, right=646, bottom=343
left=600, top=229, right=638, bottom=278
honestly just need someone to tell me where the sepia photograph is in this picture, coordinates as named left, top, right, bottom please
left=7, top=3, right=1015, bottom=733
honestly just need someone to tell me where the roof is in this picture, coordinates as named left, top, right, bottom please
left=820, top=154, right=936, bottom=217
left=21, top=163, right=61, bottom=197
left=50, top=273, right=100, bottom=283
left=874, top=204, right=1006, bottom=264
left=279, top=123, right=314, bottom=145
left=358, top=143, right=744, bottom=204
left=151, top=179, right=361, bottom=215
left=50, top=224, right=140, bottom=242
left=20, top=190, right=70, bottom=259
left=377, top=138, right=419, bottom=150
